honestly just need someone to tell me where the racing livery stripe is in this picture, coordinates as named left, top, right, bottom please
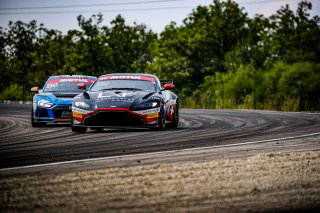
left=132, top=107, right=160, bottom=115
left=72, top=107, right=94, bottom=115
left=47, top=78, right=95, bottom=84
left=98, top=75, right=155, bottom=82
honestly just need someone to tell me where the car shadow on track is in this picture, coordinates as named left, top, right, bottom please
left=32, top=123, right=70, bottom=128
left=85, top=127, right=185, bottom=134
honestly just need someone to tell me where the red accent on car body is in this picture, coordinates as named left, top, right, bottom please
left=163, top=83, right=175, bottom=90
left=73, top=107, right=159, bottom=124
left=77, top=83, right=87, bottom=90
left=166, top=104, right=176, bottom=121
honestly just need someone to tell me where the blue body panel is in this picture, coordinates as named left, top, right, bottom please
left=32, top=94, right=74, bottom=121
left=32, top=75, right=97, bottom=122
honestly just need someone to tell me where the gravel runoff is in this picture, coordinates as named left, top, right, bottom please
left=1, top=151, right=320, bottom=213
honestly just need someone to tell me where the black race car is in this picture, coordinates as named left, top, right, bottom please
left=71, top=73, right=179, bottom=133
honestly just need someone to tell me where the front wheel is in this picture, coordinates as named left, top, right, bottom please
left=158, top=105, right=166, bottom=131
left=71, top=125, right=87, bottom=133
left=171, top=103, right=179, bottom=128
left=71, top=116, right=87, bottom=133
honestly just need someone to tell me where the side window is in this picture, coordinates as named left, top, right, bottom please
left=155, top=79, right=162, bottom=91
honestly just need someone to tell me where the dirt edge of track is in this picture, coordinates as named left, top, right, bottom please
left=1, top=150, right=320, bottom=213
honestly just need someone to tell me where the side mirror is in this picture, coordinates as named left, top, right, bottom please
left=163, top=83, right=175, bottom=90
left=31, top=86, right=39, bottom=93
left=77, top=83, right=87, bottom=90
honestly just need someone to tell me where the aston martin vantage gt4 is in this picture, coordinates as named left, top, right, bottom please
left=71, top=74, right=179, bottom=133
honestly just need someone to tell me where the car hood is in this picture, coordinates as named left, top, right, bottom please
left=51, top=92, right=80, bottom=98
left=84, top=90, right=159, bottom=109
left=37, top=92, right=81, bottom=105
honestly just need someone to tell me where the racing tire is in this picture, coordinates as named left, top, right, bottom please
left=71, top=125, right=87, bottom=133
left=171, top=102, right=179, bottom=129
left=31, top=109, right=46, bottom=127
left=158, top=105, right=166, bottom=131
left=71, top=116, right=87, bottom=133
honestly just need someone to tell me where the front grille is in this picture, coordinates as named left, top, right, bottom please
left=84, top=111, right=146, bottom=127
left=52, top=106, right=71, bottom=118
left=37, top=108, right=49, bottom=117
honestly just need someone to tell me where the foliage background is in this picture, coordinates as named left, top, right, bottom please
left=0, top=0, right=319, bottom=111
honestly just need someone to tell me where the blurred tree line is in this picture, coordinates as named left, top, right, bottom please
left=0, top=0, right=319, bottom=111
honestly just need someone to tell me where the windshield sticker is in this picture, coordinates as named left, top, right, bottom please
left=59, top=78, right=94, bottom=83
left=98, top=76, right=155, bottom=82
left=47, top=78, right=94, bottom=84
left=46, top=83, right=58, bottom=88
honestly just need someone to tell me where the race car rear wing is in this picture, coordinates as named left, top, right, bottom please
left=160, top=80, right=174, bottom=86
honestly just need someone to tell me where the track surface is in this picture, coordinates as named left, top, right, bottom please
left=1, top=103, right=320, bottom=169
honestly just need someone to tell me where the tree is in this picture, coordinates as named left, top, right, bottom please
left=224, top=14, right=273, bottom=70
left=270, top=1, right=320, bottom=63
left=32, top=27, right=64, bottom=85
left=104, top=15, right=156, bottom=74
left=4, top=20, right=39, bottom=101
left=0, top=27, right=10, bottom=92
left=148, top=0, right=249, bottom=95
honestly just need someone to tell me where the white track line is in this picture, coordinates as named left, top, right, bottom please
left=1, top=132, right=320, bottom=172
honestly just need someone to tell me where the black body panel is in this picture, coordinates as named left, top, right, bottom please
left=52, top=106, right=71, bottom=118
left=83, top=111, right=146, bottom=127
left=36, top=108, right=49, bottom=117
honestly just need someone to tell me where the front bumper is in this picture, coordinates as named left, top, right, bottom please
left=72, top=107, right=160, bottom=128
left=33, top=105, right=72, bottom=122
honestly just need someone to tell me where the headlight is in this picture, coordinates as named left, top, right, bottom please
left=38, top=100, right=54, bottom=108
left=74, top=101, right=90, bottom=109
left=138, top=101, right=159, bottom=109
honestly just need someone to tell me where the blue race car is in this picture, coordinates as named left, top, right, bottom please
left=31, top=75, right=97, bottom=127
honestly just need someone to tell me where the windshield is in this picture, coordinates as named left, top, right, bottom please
left=44, top=78, right=95, bottom=92
left=90, top=79, right=157, bottom=92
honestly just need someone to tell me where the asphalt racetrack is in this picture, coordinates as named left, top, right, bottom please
left=1, top=103, right=320, bottom=174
